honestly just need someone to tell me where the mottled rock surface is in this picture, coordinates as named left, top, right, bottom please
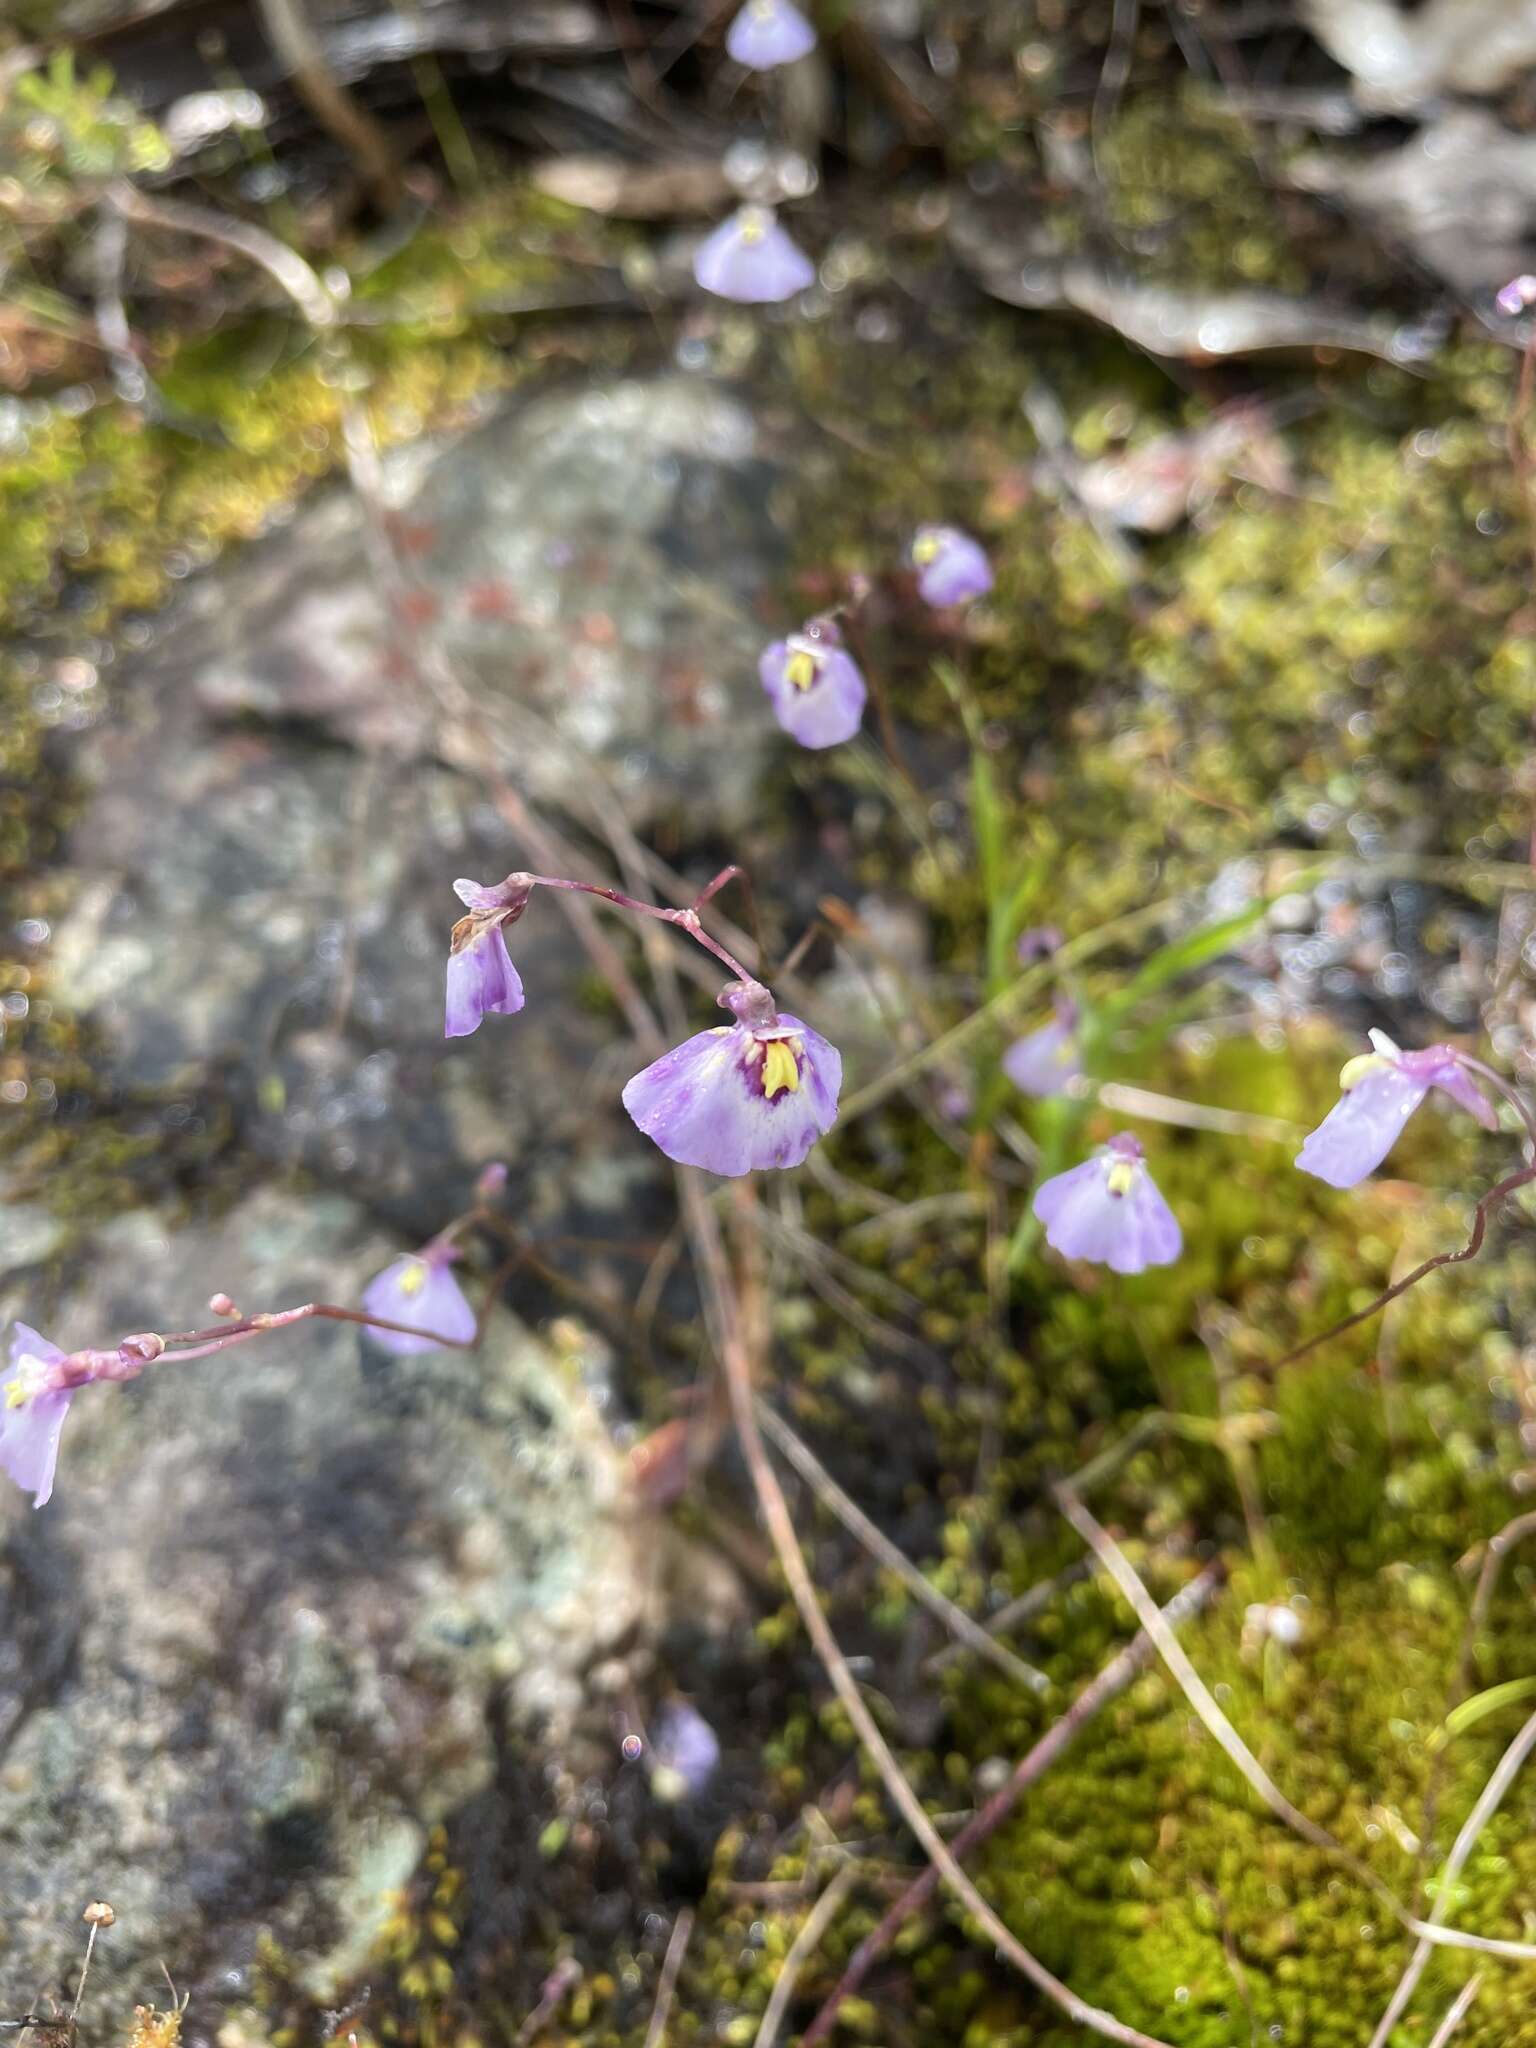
left=0, top=1186, right=648, bottom=2014
left=48, top=375, right=783, bottom=1235
left=7, top=373, right=782, bottom=2015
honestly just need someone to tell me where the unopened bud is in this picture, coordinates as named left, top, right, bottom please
left=83, top=1901, right=116, bottom=1927
left=474, top=1162, right=508, bottom=1199
left=118, top=1333, right=164, bottom=1365
left=208, top=1292, right=240, bottom=1317
left=1498, top=273, right=1536, bottom=316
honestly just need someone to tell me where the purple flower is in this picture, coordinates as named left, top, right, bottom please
left=0, top=1324, right=75, bottom=1508
left=1017, top=925, right=1064, bottom=963
left=622, top=979, right=841, bottom=1176
left=1498, top=274, right=1536, bottom=316
left=1003, top=1001, right=1081, bottom=1099
left=692, top=206, right=815, bottom=304
left=758, top=617, right=866, bottom=749
left=650, top=1699, right=721, bottom=1798
left=910, top=525, right=993, bottom=606
left=361, top=1241, right=477, bottom=1355
left=1295, top=1031, right=1497, bottom=1189
left=725, top=0, right=816, bottom=68
left=1032, top=1133, right=1181, bottom=1274
left=446, top=875, right=529, bottom=1039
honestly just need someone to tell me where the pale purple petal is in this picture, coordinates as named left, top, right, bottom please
left=1032, top=1147, right=1181, bottom=1274
left=622, top=1014, right=841, bottom=1175
left=1003, top=1016, right=1081, bottom=1098
left=1, top=1324, right=74, bottom=1508
left=1017, top=925, right=1063, bottom=962
left=725, top=0, right=816, bottom=67
left=1295, top=1064, right=1429, bottom=1188
left=758, top=640, right=866, bottom=749
left=445, top=925, right=525, bottom=1038
left=651, top=1700, right=721, bottom=1795
left=693, top=208, right=815, bottom=303
left=912, top=526, right=993, bottom=606
left=1425, top=1058, right=1498, bottom=1130
left=361, top=1253, right=477, bottom=1355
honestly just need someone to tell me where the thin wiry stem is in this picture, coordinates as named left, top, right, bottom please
left=756, top=1399, right=1051, bottom=1696
left=42, top=1253, right=518, bottom=1393
left=687, top=1178, right=1182, bottom=2048
left=799, top=1566, right=1222, bottom=2048
left=521, top=867, right=757, bottom=985
left=1367, top=1710, right=1536, bottom=2048
left=1274, top=1161, right=1536, bottom=1370
left=751, top=1864, right=859, bottom=2048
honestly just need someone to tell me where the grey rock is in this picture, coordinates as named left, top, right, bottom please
left=0, top=1185, right=649, bottom=2014
left=1290, top=109, right=1536, bottom=297
left=46, top=375, right=785, bottom=1235
left=1301, top=0, right=1536, bottom=112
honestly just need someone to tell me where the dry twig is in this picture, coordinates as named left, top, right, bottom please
left=1368, top=1710, right=1536, bottom=2048
left=643, top=1908, right=695, bottom=2048
left=686, top=1179, right=1181, bottom=2048
left=751, top=1865, right=859, bottom=2048
left=799, top=1566, right=1222, bottom=2047
left=1054, top=1485, right=1536, bottom=1966
left=756, top=1398, right=1050, bottom=1696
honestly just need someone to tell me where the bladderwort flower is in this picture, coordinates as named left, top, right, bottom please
left=649, top=1698, right=722, bottom=1800
left=1016, top=924, right=1064, bottom=962
left=445, top=874, right=532, bottom=1039
left=910, top=524, right=993, bottom=606
left=725, top=0, right=816, bottom=68
left=1498, top=273, right=1536, bottom=316
left=692, top=206, right=815, bottom=303
left=1294, top=1029, right=1496, bottom=1189
left=622, top=978, right=841, bottom=1175
left=1003, top=999, right=1081, bottom=1099
left=758, top=616, right=867, bottom=749
left=1032, top=1132, right=1182, bottom=1273
left=361, top=1240, right=478, bottom=1355
left=0, top=1323, right=75, bottom=1508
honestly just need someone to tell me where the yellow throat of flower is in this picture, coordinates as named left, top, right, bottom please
left=739, top=209, right=768, bottom=245
left=785, top=648, right=817, bottom=691
left=1338, top=1052, right=1388, bottom=1091
left=1105, top=1159, right=1138, bottom=1197
left=398, top=1260, right=429, bottom=1296
left=761, top=1039, right=802, bottom=1098
left=5, top=1365, right=38, bottom=1409
left=912, top=532, right=940, bottom=565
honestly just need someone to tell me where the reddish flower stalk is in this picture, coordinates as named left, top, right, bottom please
left=1276, top=1158, right=1536, bottom=1370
